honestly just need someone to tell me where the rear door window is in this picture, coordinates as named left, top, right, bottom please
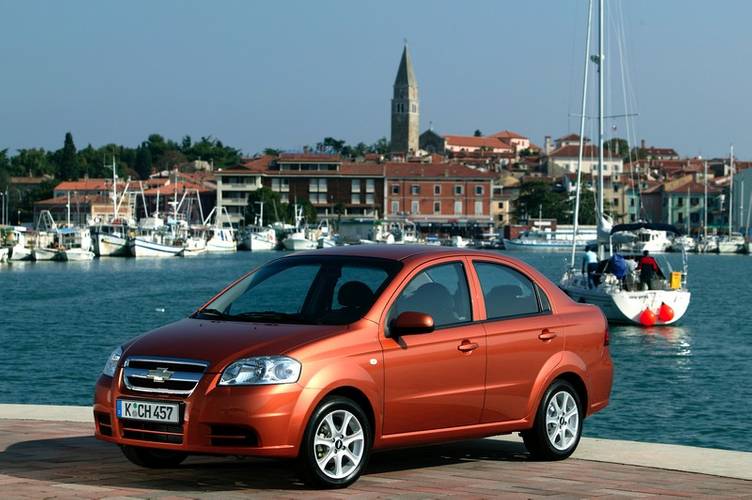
left=473, top=262, right=541, bottom=319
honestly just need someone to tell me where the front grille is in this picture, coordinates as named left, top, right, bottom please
left=121, top=419, right=184, bottom=444
left=208, top=424, right=259, bottom=447
left=122, top=356, right=208, bottom=396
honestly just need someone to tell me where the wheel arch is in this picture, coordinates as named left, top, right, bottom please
left=320, top=385, right=377, bottom=441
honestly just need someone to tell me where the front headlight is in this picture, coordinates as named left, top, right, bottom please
left=219, top=356, right=301, bottom=386
left=102, top=346, right=122, bottom=377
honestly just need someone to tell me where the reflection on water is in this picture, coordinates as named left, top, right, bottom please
left=1, top=251, right=750, bottom=451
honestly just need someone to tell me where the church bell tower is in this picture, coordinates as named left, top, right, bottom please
left=390, top=44, right=419, bottom=154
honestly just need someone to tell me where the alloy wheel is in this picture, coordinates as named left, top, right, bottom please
left=313, top=409, right=365, bottom=480
left=545, top=390, right=579, bottom=451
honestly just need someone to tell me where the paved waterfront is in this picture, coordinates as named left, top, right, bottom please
left=1, top=418, right=750, bottom=499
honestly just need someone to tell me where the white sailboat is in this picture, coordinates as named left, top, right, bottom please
left=283, top=204, right=317, bottom=251
left=242, top=202, right=277, bottom=251
left=203, top=206, right=237, bottom=253
left=8, top=226, right=33, bottom=261
left=717, top=146, right=745, bottom=253
left=91, top=157, right=131, bottom=257
left=559, top=0, right=690, bottom=326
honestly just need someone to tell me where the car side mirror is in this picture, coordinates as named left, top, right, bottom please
left=389, top=311, right=434, bottom=337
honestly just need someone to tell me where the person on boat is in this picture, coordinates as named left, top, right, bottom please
left=582, top=245, right=598, bottom=289
left=637, top=250, right=660, bottom=290
left=607, top=253, right=628, bottom=289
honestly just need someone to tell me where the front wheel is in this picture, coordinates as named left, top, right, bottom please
left=522, top=379, right=583, bottom=460
left=120, top=445, right=187, bottom=468
left=299, top=396, right=371, bottom=488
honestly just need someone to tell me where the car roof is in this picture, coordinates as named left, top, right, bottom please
left=293, top=244, right=504, bottom=262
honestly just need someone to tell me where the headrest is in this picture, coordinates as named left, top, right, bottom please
left=338, top=281, right=374, bottom=309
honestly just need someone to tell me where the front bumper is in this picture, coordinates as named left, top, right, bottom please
left=93, top=370, right=314, bottom=458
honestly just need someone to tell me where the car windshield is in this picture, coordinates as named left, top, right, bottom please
left=195, top=256, right=402, bottom=325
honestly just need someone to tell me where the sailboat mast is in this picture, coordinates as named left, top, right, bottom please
left=729, top=144, right=734, bottom=235
left=111, top=156, right=117, bottom=219
left=569, top=0, right=593, bottom=269
left=597, top=0, right=605, bottom=221
left=703, top=161, right=708, bottom=243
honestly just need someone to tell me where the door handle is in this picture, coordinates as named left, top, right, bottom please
left=458, top=341, right=479, bottom=352
left=538, top=331, right=558, bottom=341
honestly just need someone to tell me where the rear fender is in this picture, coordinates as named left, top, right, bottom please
left=525, top=351, right=589, bottom=423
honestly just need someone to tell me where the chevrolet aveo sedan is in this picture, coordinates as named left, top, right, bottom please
left=94, top=246, right=612, bottom=488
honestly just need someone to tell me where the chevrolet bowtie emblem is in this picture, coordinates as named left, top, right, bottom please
left=146, top=367, right=173, bottom=383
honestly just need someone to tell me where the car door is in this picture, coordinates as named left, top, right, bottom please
left=380, top=257, right=486, bottom=435
left=471, top=259, right=564, bottom=423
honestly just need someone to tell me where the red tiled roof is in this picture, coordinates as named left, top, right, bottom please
left=444, top=135, right=513, bottom=150
left=557, top=133, right=585, bottom=142
left=142, top=181, right=210, bottom=195
left=278, top=153, right=341, bottom=162
left=384, top=162, right=494, bottom=179
left=549, top=145, right=602, bottom=158
left=54, top=179, right=110, bottom=191
left=35, top=194, right=110, bottom=206
left=488, top=130, right=526, bottom=139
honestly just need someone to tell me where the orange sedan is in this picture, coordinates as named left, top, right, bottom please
left=94, top=246, right=612, bottom=488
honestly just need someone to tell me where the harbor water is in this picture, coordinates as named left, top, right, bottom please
left=1, top=251, right=750, bottom=452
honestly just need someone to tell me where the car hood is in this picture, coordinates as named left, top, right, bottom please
left=122, top=318, right=348, bottom=372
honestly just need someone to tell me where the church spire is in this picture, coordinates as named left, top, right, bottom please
left=390, top=43, right=419, bottom=154
left=394, top=43, right=416, bottom=87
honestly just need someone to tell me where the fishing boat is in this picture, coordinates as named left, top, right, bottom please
left=202, top=207, right=237, bottom=253
left=8, top=226, right=33, bottom=261
left=559, top=0, right=690, bottom=326
left=58, top=226, right=95, bottom=261
left=283, top=205, right=318, bottom=250
left=130, top=216, right=184, bottom=258
left=91, top=158, right=132, bottom=257
left=241, top=202, right=277, bottom=251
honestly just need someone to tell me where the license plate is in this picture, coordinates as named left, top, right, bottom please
left=116, top=399, right=180, bottom=423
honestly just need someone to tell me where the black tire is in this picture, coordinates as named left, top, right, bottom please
left=522, top=379, right=583, bottom=460
left=120, top=445, right=188, bottom=468
left=299, top=396, right=371, bottom=488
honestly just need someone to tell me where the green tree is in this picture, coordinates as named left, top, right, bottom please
left=604, top=138, right=629, bottom=159
left=515, top=180, right=569, bottom=223
left=134, top=143, right=152, bottom=180
left=246, top=187, right=286, bottom=226
left=59, top=132, right=79, bottom=180
left=262, top=148, right=281, bottom=156
left=10, top=148, right=51, bottom=177
left=473, top=129, right=483, bottom=137
left=369, top=137, right=390, bottom=154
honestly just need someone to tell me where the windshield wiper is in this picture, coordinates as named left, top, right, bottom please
left=231, top=311, right=307, bottom=324
left=194, top=308, right=229, bottom=320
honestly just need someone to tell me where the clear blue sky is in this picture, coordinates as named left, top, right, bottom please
left=2, top=0, right=751, bottom=158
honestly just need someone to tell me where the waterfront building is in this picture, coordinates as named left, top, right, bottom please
left=215, top=153, right=385, bottom=225
left=390, top=44, right=419, bottom=155
left=33, top=194, right=133, bottom=227
left=383, top=162, right=494, bottom=235
left=641, top=176, right=722, bottom=235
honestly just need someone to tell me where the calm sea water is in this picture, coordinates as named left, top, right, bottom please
left=1, top=250, right=750, bottom=452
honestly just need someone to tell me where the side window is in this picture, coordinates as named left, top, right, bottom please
left=332, top=265, right=389, bottom=309
left=473, top=262, right=540, bottom=319
left=389, top=262, right=472, bottom=329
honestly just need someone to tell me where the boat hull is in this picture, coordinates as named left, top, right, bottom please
left=206, top=240, right=237, bottom=253
left=9, top=244, right=32, bottom=261
left=63, top=249, right=95, bottom=261
left=563, top=284, right=690, bottom=325
left=249, top=237, right=276, bottom=251
left=0, top=248, right=8, bottom=263
left=33, top=248, right=61, bottom=261
left=283, top=238, right=317, bottom=251
left=503, top=238, right=589, bottom=251
left=131, top=238, right=184, bottom=258
left=93, top=233, right=130, bottom=257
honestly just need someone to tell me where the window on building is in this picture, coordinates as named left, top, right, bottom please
left=630, top=198, right=635, bottom=207
left=411, top=200, right=420, bottom=214
left=455, top=185, right=463, bottom=195
left=690, top=212, right=700, bottom=223
left=630, top=214, right=636, bottom=222
left=351, top=179, right=360, bottom=193
left=474, top=200, right=483, bottom=215
left=678, top=212, right=684, bottom=223
left=392, top=184, right=400, bottom=195
left=391, top=201, right=399, bottom=215
left=434, top=201, right=441, bottom=214
left=475, top=185, right=484, bottom=196
left=454, top=201, right=463, bottom=215
left=411, top=184, right=420, bottom=195
left=493, top=186, right=503, bottom=197
left=351, top=194, right=360, bottom=205
left=366, top=179, right=375, bottom=193
left=411, top=104, right=417, bottom=113
left=677, top=197, right=684, bottom=207
left=498, top=202, right=504, bottom=209
left=613, top=198, right=619, bottom=207
left=271, top=178, right=289, bottom=192
left=691, top=197, right=699, bottom=206
left=434, top=184, right=441, bottom=195
left=365, top=193, right=374, bottom=205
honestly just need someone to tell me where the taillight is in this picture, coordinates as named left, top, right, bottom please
left=604, top=327, right=610, bottom=346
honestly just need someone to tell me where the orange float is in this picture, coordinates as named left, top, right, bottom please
left=658, top=303, right=674, bottom=322
left=639, top=308, right=657, bottom=326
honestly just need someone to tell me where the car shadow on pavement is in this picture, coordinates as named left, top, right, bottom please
left=0, top=433, right=530, bottom=492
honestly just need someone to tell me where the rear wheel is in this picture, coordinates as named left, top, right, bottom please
left=120, top=445, right=187, bottom=468
left=522, top=379, right=582, bottom=460
left=299, top=396, right=371, bottom=488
